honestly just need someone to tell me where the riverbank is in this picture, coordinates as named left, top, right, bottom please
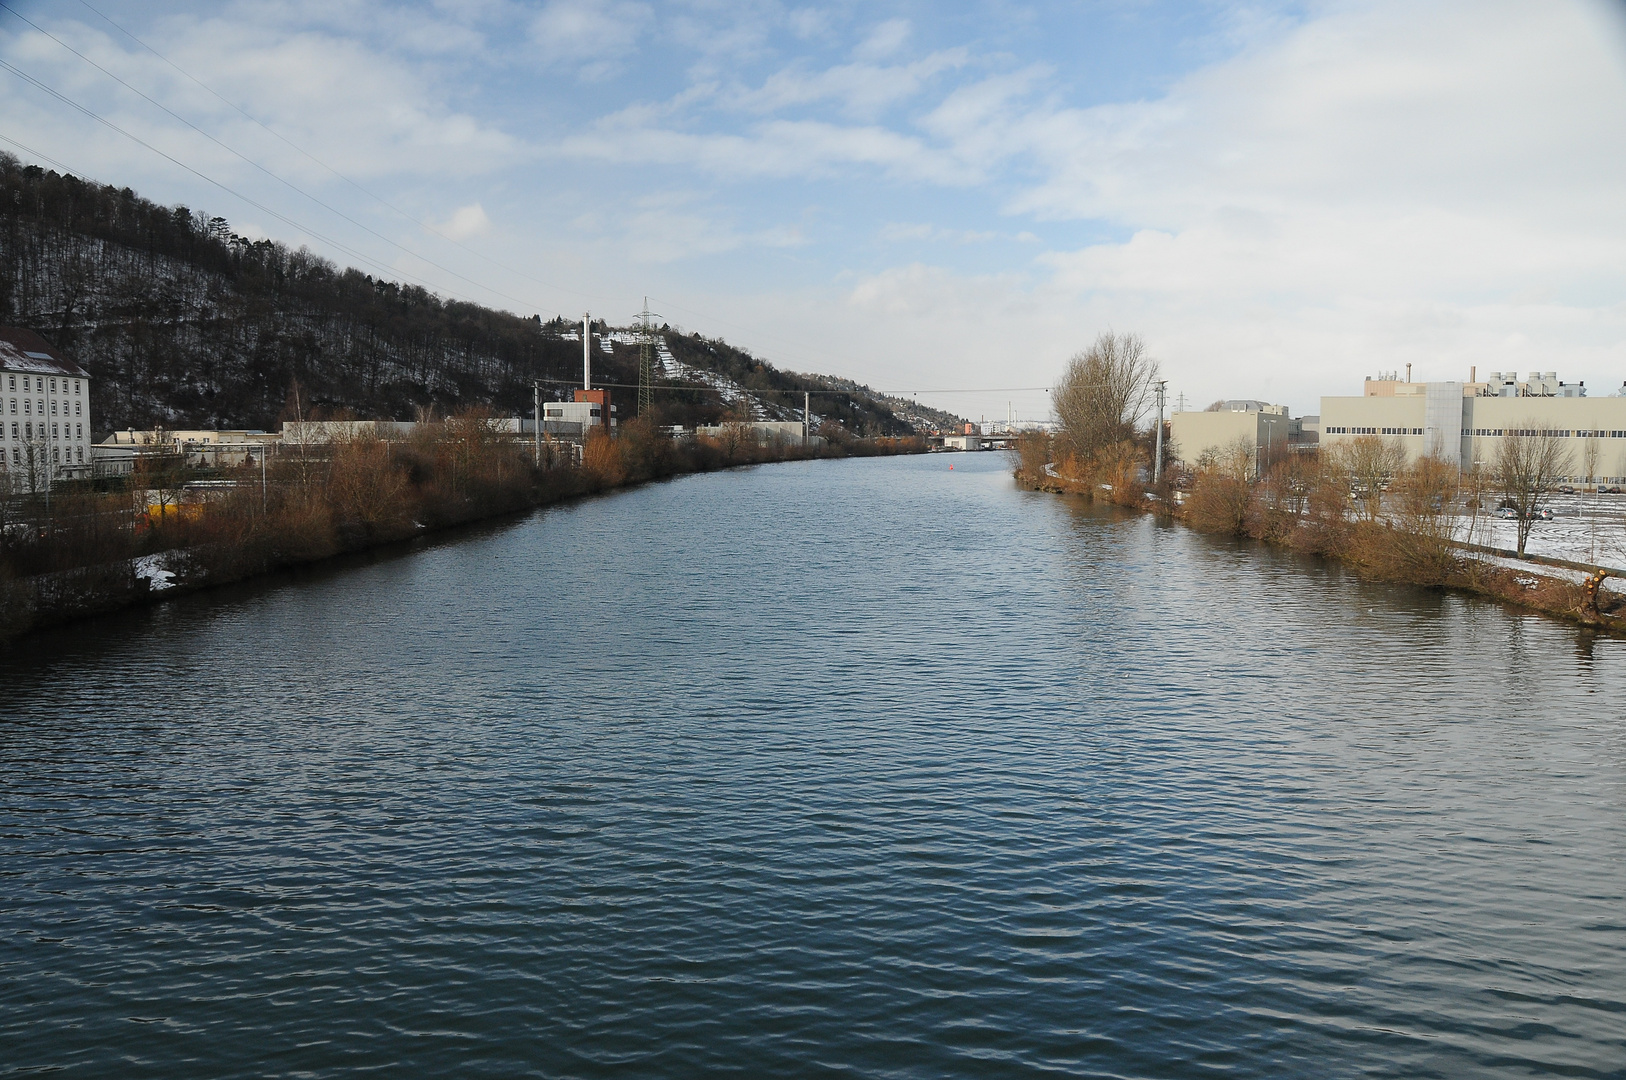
left=1, top=424, right=925, bottom=641
left=1015, top=455, right=1626, bottom=636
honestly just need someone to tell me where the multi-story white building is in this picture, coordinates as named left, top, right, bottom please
left=0, top=326, right=93, bottom=490
left=1321, top=371, right=1626, bottom=483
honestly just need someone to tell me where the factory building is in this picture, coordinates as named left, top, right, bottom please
left=1321, top=371, right=1626, bottom=482
left=1169, top=400, right=1296, bottom=475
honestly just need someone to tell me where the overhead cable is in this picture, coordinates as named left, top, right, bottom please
left=0, top=3, right=571, bottom=321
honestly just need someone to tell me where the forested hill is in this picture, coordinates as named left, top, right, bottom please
left=0, top=153, right=964, bottom=436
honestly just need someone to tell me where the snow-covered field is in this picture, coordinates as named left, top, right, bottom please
left=1457, top=493, right=1626, bottom=568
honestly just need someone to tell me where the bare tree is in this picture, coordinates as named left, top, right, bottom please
left=1460, top=460, right=1491, bottom=549
left=1384, top=455, right=1461, bottom=583
left=1583, top=436, right=1601, bottom=564
left=1187, top=435, right=1256, bottom=534
left=1052, top=332, right=1160, bottom=464
left=132, top=443, right=188, bottom=527
left=1331, top=435, right=1406, bottom=522
left=1494, top=423, right=1573, bottom=556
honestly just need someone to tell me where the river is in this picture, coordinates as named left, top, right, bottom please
left=3, top=452, right=1624, bottom=1078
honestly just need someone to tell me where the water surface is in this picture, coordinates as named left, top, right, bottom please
left=3, top=453, right=1624, bottom=1078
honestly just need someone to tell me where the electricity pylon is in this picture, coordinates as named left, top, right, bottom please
left=637, top=297, right=660, bottom=414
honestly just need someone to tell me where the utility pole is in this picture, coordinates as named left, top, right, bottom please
left=1153, top=380, right=1167, bottom=484
left=533, top=380, right=542, bottom=466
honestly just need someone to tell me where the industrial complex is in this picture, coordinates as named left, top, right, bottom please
left=1169, top=370, right=1626, bottom=485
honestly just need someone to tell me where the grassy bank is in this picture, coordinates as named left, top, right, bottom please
left=1, top=418, right=924, bottom=640
left=1011, top=431, right=1626, bottom=635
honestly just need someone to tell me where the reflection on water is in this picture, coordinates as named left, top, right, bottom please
left=2, top=453, right=1624, bottom=1078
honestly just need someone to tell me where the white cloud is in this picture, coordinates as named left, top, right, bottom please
left=878, top=222, right=1036, bottom=245
left=787, top=8, right=831, bottom=40
left=531, top=0, right=653, bottom=77
left=854, top=18, right=911, bottom=61
left=841, top=0, right=1626, bottom=414
left=581, top=191, right=808, bottom=264
left=0, top=9, right=522, bottom=186
left=560, top=113, right=975, bottom=184
left=726, top=49, right=970, bottom=118
left=433, top=202, right=493, bottom=239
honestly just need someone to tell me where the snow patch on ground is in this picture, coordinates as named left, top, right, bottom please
left=133, top=554, right=176, bottom=591
left=656, top=339, right=763, bottom=417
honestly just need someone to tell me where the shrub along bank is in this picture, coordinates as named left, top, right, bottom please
left=1012, top=430, right=1626, bottom=635
left=1, top=417, right=925, bottom=640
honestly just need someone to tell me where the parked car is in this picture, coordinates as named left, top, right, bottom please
left=1496, top=507, right=1519, bottom=519
left=1536, top=507, right=1555, bottom=520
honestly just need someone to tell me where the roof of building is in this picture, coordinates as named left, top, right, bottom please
left=0, top=327, right=91, bottom=378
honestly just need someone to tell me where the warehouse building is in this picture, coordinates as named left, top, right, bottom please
left=1320, top=371, right=1626, bottom=482
left=1169, top=400, right=1296, bottom=476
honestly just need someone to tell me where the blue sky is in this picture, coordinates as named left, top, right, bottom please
left=3, top=0, right=1624, bottom=422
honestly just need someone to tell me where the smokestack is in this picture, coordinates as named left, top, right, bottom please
left=583, top=313, right=591, bottom=390
left=1470, top=365, right=1476, bottom=384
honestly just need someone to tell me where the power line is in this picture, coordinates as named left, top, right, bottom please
left=60, top=0, right=890, bottom=375
left=530, top=374, right=1048, bottom=398
left=6, top=5, right=1058, bottom=392
left=0, top=2, right=574, bottom=322
left=67, top=0, right=600, bottom=313
left=0, top=55, right=566, bottom=319
left=0, top=131, right=106, bottom=184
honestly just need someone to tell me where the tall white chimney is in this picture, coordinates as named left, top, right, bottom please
left=583, top=313, right=591, bottom=390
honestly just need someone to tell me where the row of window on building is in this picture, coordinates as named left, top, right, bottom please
left=7, top=374, right=83, bottom=393
left=1465, top=428, right=1626, bottom=438
left=8, top=396, right=83, bottom=416
left=8, top=373, right=81, bottom=391
left=8, top=421, right=84, bottom=440
left=1328, top=426, right=1626, bottom=438
left=8, top=446, right=84, bottom=466
left=1325, top=426, right=1423, bottom=435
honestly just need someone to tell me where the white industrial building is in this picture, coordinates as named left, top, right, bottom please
left=94, top=429, right=279, bottom=476
left=1321, top=371, right=1626, bottom=482
left=543, top=400, right=613, bottom=430
left=0, top=326, right=93, bottom=490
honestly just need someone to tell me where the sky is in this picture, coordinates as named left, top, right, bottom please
left=2, top=0, right=1624, bottom=423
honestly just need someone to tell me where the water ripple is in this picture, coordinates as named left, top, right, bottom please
left=2, top=454, right=1624, bottom=1078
